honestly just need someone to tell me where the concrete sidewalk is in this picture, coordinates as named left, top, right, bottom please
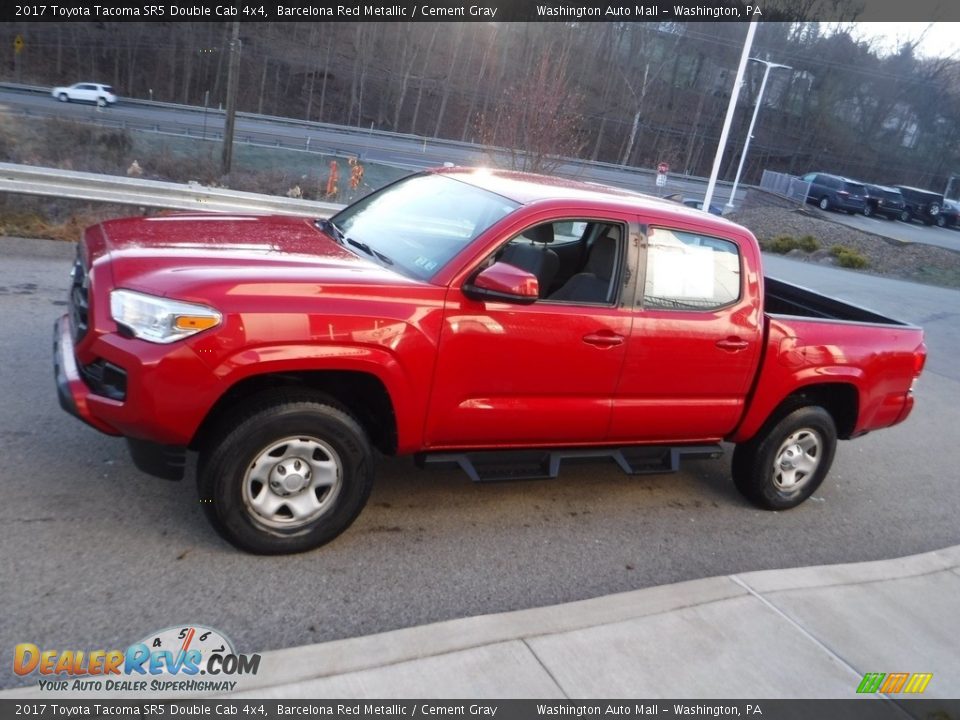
left=228, top=545, right=960, bottom=699
left=5, top=546, right=960, bottom=700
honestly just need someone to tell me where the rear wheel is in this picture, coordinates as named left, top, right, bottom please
left=732, top=406, right=837, bottom=510
left=198, top=393, right=374, bottom=554
left=900, top=209, right=911, bottom=222
left=863, top=204, right=873, bottom=217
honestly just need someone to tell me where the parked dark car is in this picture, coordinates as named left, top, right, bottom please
left=893, top=186, right=943, bottom=225
left=801, top=173, right=867, bottom=214
left=861, top=184, right=905, bottom=220
left=937, top=199, right=959, bottom=229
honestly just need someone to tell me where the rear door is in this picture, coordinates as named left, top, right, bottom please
left=609, top=223, right=763, bottom=442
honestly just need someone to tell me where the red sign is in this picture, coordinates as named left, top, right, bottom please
left=657, top=162, right=669, bottom=174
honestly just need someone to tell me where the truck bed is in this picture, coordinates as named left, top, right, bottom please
left=764, top=277, right=909, bottom=326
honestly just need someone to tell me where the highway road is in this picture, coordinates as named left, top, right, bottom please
left=1, top=236, right=958, bottom=691
left=0, top=85, right=740, bottom=204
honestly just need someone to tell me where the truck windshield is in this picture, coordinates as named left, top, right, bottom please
left=330, top=174, right=519, bottom=281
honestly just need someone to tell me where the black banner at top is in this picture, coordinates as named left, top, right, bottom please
left=4, top=0, right=960, bottom=23
left=1, top=700, right=960, bottom=720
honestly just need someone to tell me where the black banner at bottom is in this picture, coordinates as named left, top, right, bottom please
left=1, top=700, right=959, bottom=720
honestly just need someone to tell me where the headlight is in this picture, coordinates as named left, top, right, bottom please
left=110, top=289, right=221, bottom=344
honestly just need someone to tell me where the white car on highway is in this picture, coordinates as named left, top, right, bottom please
left=51, top=82, right=117, bottom=107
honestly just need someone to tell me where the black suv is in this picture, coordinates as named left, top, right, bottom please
left=862, top=184, right=905, bottom=220
left=801, top=173, right=867, bottom=214
left=893, top=185, right=943, bottom=225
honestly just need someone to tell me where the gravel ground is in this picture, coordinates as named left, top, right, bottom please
left=729, top=206, right=960, bottom=289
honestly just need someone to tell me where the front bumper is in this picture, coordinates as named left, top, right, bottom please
left=53, top=315, right=121, bottom=436
left=54, top=314, right=191, bottom=480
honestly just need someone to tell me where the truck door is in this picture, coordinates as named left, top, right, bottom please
left=609, top=224, right=763, bottom=442
left=426, top=218, right=638, bottom=448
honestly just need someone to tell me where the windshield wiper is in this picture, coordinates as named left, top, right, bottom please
left=317, top=218, right=344, bottom=244
left=347, top=237, right=373, bottom=256
left=346, top=238, right=394, bottom=267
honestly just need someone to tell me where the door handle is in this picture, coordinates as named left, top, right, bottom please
left=716, top=337, right=749, bottom=352
left=583, top=332, right=625, bottom=348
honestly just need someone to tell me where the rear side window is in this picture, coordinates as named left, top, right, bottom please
left=641, top=228, right=741, bottom=311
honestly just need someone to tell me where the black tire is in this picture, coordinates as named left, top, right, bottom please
left=97, top=97, right=107, bottom=108
left=58, top=93, right=69, bottom=103
left=198, top=392, right=374, bottom=554
left=732, top=405, right=837, bottom=510
left=899, top=209, right=911, bottom=223
left=936, top=215, right=946, bottom=228
left=818, top=196, right=830, bottom=211
left=863, top=204, right=872, bottom=218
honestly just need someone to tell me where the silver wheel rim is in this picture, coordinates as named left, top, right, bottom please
left=771, top=428, right=822, bottom=494
left=242, top=436, right=343, bottom=530
left=819, top=198, right=828, bottom=210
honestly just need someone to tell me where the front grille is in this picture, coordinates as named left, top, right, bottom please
left=69, top=252, right=90, bottom=342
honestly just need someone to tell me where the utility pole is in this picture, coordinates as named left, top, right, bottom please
left=726, top=59, right=792, bottom=210
left=703, top=19, right=757, bottom=211
left=221, top=22, right=241, bottom=176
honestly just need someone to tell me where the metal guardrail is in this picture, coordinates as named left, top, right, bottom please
left=0, top=162, right=344, bottom=217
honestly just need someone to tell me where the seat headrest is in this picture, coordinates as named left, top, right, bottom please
left=522, top=224, right=554, bottom=244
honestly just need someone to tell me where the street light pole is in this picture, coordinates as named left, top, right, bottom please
left=221, top=22, right=241, bottom=176
left=726, top=58, right=792, bottom=209
left=703, top=19, right=757, bottom=212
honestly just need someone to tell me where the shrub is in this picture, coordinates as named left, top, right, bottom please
left=830, top=245, right=869, bottom=269
left=762, top=234, right=820, bottom=254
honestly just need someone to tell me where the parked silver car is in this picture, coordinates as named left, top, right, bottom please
left=51, top=83, right=117, bottom=107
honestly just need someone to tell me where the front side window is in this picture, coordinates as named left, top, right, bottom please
left=331, top=174, right=519, bottom=281
left=642, top=228, right=741, bottom=311
left=492, top=220, right=622, bottom=302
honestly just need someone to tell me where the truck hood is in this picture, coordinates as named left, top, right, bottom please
left=90, top=213, right=425, bottom=297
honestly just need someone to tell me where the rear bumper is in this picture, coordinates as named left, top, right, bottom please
left=835, top=198, right=866, bottom=213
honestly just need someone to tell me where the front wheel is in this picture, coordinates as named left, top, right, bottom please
left=58, top=93, right=69, bottom=103
left=97, top=97, right=107, bottom=108
left=900, top=209, right=911, bottom=223
left=936, top=215, right=946, bottom=228
left=198, top=394, right=374, bottom=554
left=863, top=204, right=873, bottom=217
left=732, top=406, right=837, bottom=510
left=818, top=197, right=830, bottom=211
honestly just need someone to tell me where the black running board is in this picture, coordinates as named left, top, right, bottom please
left=418, top=445, right=723, bottom=483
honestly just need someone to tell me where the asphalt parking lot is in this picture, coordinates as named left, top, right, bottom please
left=809, top=203, right=960, bottom=250
left=2, top=237, right=959, bottom=691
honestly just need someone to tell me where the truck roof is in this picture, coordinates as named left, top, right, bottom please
left=430, top=166, right=744, bottom=232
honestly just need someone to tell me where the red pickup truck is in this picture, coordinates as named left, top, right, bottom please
left=54, top=168, right=926, bottom=554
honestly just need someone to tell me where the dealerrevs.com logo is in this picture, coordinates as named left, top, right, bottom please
left=14, top=625, right=261, bottom=693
